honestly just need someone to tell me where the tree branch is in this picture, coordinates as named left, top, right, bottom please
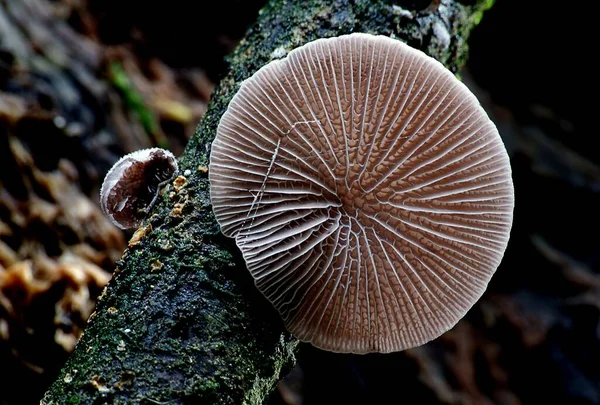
left=41, top=0, right=493, bottom=403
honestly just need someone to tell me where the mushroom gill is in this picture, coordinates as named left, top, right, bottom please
left=209, top=33, right=514, bottom=354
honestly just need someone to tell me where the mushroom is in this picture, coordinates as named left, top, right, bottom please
left=209, top=33, right=514, bottom=353
left=100, top=148, right=178, bottom=230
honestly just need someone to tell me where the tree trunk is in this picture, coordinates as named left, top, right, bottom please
left=41, top=0, right=493, bottom=403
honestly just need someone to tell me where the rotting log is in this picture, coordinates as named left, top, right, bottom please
left=41, top=0, right=494, bottom=403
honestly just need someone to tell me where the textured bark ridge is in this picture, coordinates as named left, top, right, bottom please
left=42, top=0, right=494, bottom=403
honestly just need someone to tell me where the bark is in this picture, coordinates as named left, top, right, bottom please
left=41, top=0, right=494, bottom=403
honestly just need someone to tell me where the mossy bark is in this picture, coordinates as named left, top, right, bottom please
left=42, top=0, right=494, bottom=403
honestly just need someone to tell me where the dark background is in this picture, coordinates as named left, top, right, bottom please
left=1, top=0, right=597, bottom=404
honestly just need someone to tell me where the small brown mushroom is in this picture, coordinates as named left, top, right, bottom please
left=100, top=148, right=178, bottom=230
left=209, top=33, right=514, bottom=353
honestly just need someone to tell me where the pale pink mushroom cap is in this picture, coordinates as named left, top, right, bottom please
left=209, top=33, right=514, bottom=354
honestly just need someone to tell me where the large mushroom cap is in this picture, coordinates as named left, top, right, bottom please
left=209, top=33, right=514, bottom=354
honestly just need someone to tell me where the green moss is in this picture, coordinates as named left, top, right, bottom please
left=208, top=246, right=234, bottom=265
left=479, top=0, right=495, bottom=16
left=468, top=0, right=496, bottom=27
left=108, top=62, right=167, bottom=148
left=243, top=335, right=299, bottom=405
left=199, top=378, right=220, bottom=392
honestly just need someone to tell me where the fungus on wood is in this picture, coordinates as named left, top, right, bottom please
left=42, top=1, right=504, bottom=403
left=100, top=148, right=179, bottom=230
left=210, top=33, right=514, bottom=354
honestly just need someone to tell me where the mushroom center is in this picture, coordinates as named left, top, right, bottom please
left=277, top=127, right=393, bottom=221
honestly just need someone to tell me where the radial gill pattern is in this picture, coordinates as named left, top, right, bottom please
left=209, top=33, right=514, bottom=354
